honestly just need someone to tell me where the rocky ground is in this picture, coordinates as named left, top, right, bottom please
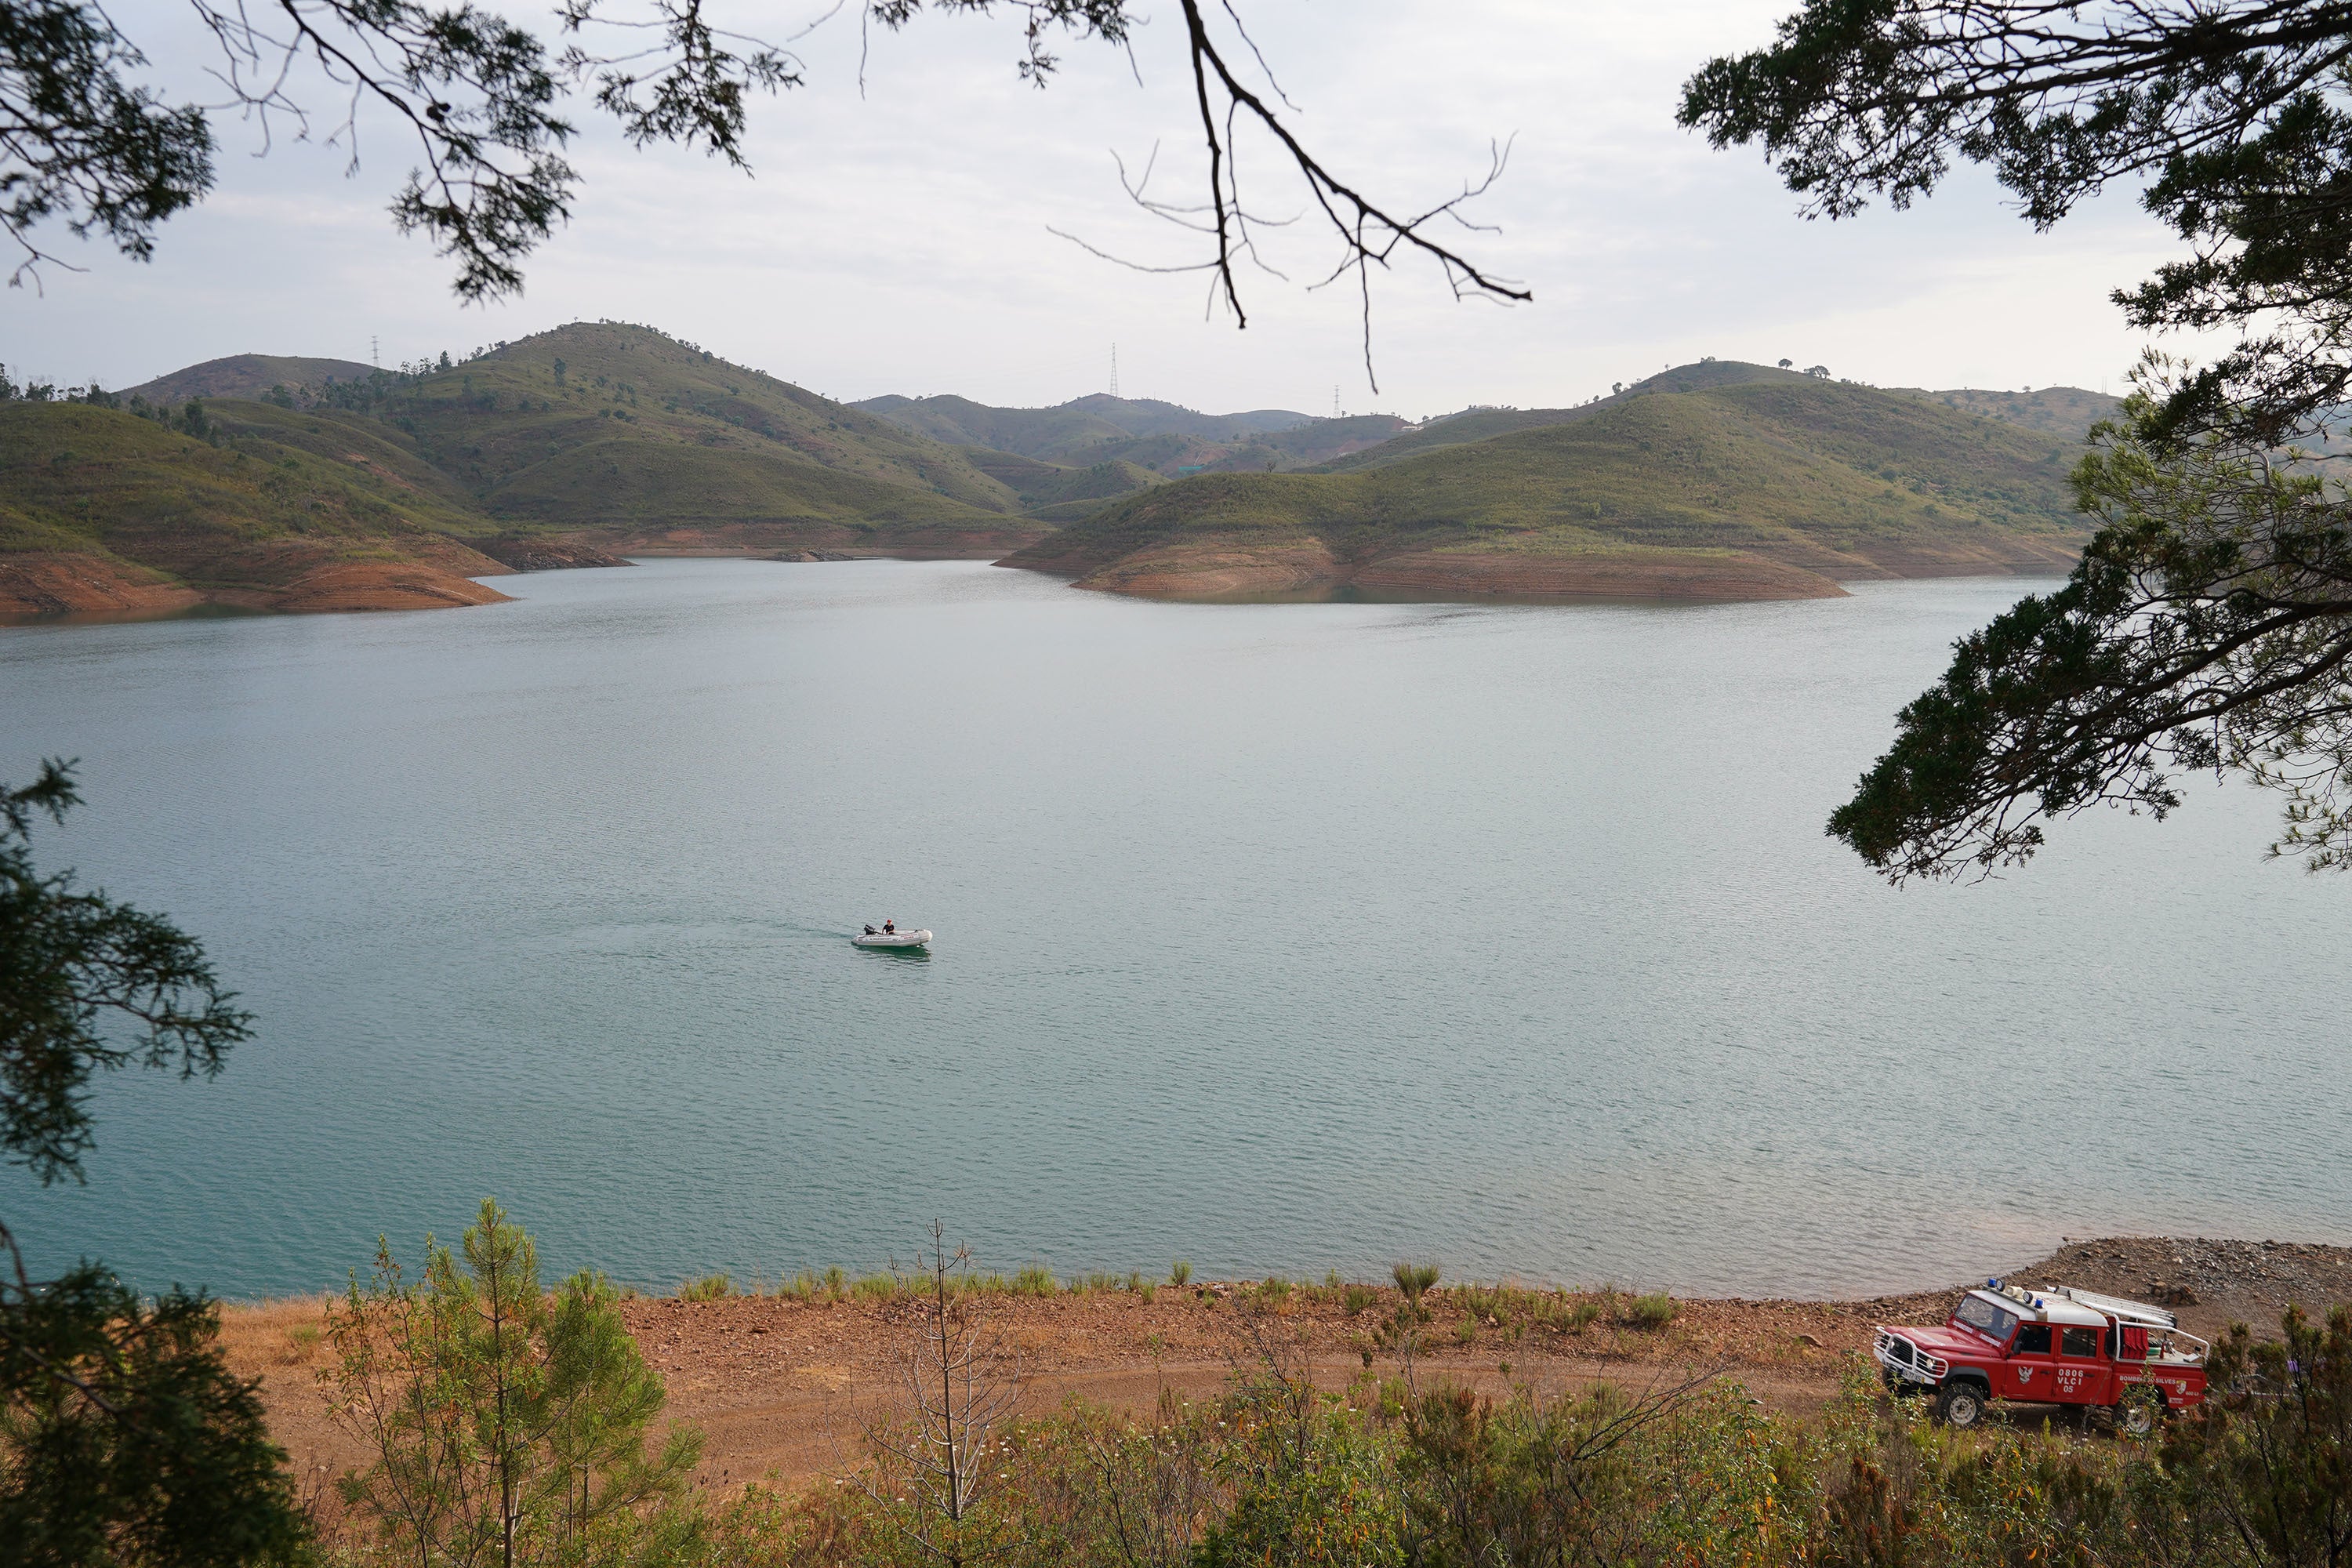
left=220, top=1236, right=2352, bottom=1501
left=1984, top=1235, right=2352, bottom=1344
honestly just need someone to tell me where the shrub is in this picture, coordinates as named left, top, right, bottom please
left=1013, top=1265, right=1058, bottom=1298
left=1342, top=1283, right=1379, bottom=1316
left=1197, top=1374, right=1403, bottom=1568
left=1170, top=1260, right=1192, bottom=1287
left=851, top=1272, right=900, bottom=1302
left=1624, top=1292, right=1678, bottom=1329
left=1393, top=1261, right=1440, bottom=1301
left=1254, top=1276, right=1294, bottom=1308
left=325, top=1200, right=702, bottom=1566
left=2161, top=1302, right=2352, bottom=1567
left=823, top=1265, right=847, bottom=1301
left=678, top=1272, right=733, bottom=1302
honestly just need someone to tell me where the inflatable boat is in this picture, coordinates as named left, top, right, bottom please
left=852, top=928, right=931, bottom=949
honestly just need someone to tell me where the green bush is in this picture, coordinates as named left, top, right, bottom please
left=1196, top=1373, right=1403, bottom=1568
left=1393, top=1261, right=1439, bottom=1301
left=1342, top=1283, right=1379, bottom=1316
left=678, top=1272, right=733, bottom=1302
left=1170, top=1259, right=1192, bottom=1287
left=325, top=1201, right=702, bottom=1566
left=1624, top=1291, right=1679, bottom=1329
left=1013, top=1265, right=1058, bottom=1298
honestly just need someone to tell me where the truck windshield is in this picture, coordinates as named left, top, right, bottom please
left=1953, top=1294, right=2019, bottom=1342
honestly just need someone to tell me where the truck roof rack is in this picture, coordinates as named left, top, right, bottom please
left=2045, top=1284, right=2178, bottom=1330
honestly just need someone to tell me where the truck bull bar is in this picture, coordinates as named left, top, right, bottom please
left=1874, top=1329, right=1948, bottom=1387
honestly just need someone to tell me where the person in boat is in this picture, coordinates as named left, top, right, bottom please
left=883, top=919, right=895, bottom=934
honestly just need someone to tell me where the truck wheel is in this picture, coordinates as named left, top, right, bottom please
left=1933, top=1383, right=1987, bottom=1429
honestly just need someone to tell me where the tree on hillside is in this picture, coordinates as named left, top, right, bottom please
left=0, top=759, right=307, bottom=1564
left=0, top=0, right=1520, bottom=377
left=1683, top=0, right=2352, bottom=878
left=323, top=1199, right=700, bottom=1567
left=2161, top=1303, right=2352, bottom=1568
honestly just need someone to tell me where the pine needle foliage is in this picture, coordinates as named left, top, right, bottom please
left=1, top=759, right=305, bottom=1565
left=323, top=1198, right=702, bottom=1568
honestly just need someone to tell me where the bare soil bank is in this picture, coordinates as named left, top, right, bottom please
left=994, top=532, right=2083, bottom=605
left=219, top=1235, right=2352, bottom=1498
left=1000, top=542, right=1853, bottom=604
left=0, top=547, right=513, bottom=620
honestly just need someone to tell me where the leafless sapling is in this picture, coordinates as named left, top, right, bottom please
left=853, top=1221, right=1025, bottom=1568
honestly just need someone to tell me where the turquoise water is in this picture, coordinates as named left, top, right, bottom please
left=2, top=559, right=2343, bottom=1300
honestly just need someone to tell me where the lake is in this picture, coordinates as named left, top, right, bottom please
left=2, top=559, right=2343, bottom=1300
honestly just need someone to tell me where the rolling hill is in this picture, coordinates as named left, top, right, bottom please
left=1000, top=370, right=2092, bottom=603
left=855, top=390, right=1409, bottom=486
left=1893, top=385, right=2122, bottom=441
left=2, top=323, right=1058, bottom=615
left=394, top=322, right=1025, bottom=528
left=0, top=401, right=516, bottom=616
left=3, top=337, right=2109, bottom=617
left=1316, top=361, right=1828, bottom=473
left=855, top=393, right=1310, bottom=459
left=1316, top=363, right=2124, bottom=477
left=125, top=354, right=378, bottom=405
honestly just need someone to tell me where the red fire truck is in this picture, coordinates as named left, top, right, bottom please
left=1873, top=1280, right=2209, bottom=1433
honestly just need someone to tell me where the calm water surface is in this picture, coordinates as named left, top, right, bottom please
left=2, top=560, right=2342, bottom=1298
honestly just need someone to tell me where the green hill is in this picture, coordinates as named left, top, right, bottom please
left=855, top=393, right=1309, bottom=462
left=3, top=337, right=2110, bottom=617
left=1324, top=365, right=2125, bottom=477
left=855, top=395, right=1131, bottom=461
left=0, top=401, right=516, bottom=616
left=125, top=354, right=378, bottom=405
left=1893, top=385, right=2122, bottom=441
left=852, top=390, right=1405, bottom=492
left=1319, top=361, right=1813, bottom=473
left=3, top=323, right=1054, bottom=615
left=1002, top=372, right=2090, bottom=602
left=380, top=323, right=1024, bottom=519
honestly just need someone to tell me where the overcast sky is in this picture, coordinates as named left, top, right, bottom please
left=6, top=0, right=2212, bottom=420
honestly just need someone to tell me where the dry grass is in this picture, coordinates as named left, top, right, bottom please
left=214, top=1294, right=338, bottom=1371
